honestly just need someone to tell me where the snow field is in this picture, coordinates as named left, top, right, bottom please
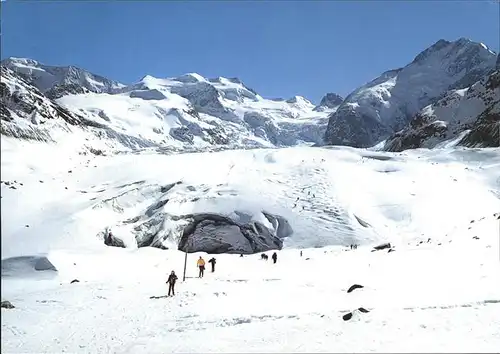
left=2, top=136, right=500, bottom=352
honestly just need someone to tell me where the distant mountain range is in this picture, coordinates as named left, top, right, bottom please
left=1, top=37, right=498, bottom=153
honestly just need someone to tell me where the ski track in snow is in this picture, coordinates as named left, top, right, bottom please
left=1, top=136, right=500, bottom=352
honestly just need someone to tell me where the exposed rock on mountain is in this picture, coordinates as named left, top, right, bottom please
left=177, top=213, right=284, bottom=254
left=0, top=67, right=84, bottom=142
left=384, top=69, right=499, bottom=151
left=314, top=93, right=343, bottom=112
left=1, top=57, right=124, bottom=95
left=324, top=38, right=497, bottom=148
left=1, top=58, right=336, bottom=149
left=92, top=179, right=291, bottom=253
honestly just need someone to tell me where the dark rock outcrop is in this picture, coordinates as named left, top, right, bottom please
left=372, top=242, right=391, bottom=251
left=347, top=284, right=364, bottom=293
left=342, top=312, right=353, bottom=321
left=1, top=67, right=83, bottom=126
left=178, top=213, right=283, bottom=254
left=313, top=93, right=344, bottom=111
left=459, top=72, right=500, bottom=147
left=342, top=307, right=371, bottom=321
left=384, top=113, right=447, bottom=152
left=170, top=127, right=194, bottom=144
left=101, top=230, right=125, bottom=248
left=46, top=83, right=91, bottom=100
left=384, top=70, right=500, bottom=151
left=1, top=300, right=15, bottom=309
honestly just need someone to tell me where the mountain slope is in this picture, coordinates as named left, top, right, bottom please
left=0, top=66, right=85, bottom=142
left=1, top=57, right=125, bottom=98
left=1, top=59, right=340, bottom=150
left=324, top=38, right=497, bottom=148
left=383, top=69, right=500, bottom=151
left=313, top=92, right=344, bottom=112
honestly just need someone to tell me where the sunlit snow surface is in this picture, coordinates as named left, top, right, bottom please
left=1, top=136, right=500, bottom=353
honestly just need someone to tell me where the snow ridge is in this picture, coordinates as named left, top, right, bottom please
left=1, top=57, right=125, bottom=98
left=1, top=59, right=339, bottom=151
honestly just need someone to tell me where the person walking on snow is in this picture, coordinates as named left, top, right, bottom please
left=208, top=257, right=216, bottom=273
left=272, top=252, right=278, bottom=264
left=166, top=271, right=178, bottom=296
left=197, top=256, right=206, bottom=278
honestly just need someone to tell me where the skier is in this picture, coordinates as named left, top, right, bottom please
left=272, top=252, right=278, bottom=264
left=197, top=256, right=206, bottom=278
left=166, top=271, right=178, bottom=297
left=300, top=250, right=303, bottom=257
left=208, top=257, right=216, bottom=273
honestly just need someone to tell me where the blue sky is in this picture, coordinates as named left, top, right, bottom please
left=2, top=1, right=499, bottom=103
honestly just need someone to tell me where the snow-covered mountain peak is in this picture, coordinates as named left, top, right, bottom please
left=1, top=57, right=125, bottom=99
left=173, top=72, right=206, bottom=83
left=411, top=39, right=451, bottom=64
left=324, top=38, right=497, bottom=148
left=286, top=95, right=314, bottom=107
left=2, top=59, right=334, bottom=150
left=314, top=93, right=344, bottom=111
left=3, top=57, right=41, bottom=68
left=139, top=74, right=158, bottom=83
left=208, top=76, right=243, bottom=85
left=411, top=38, right=491, bottom=67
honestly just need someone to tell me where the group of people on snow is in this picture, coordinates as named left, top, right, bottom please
left=195, top=256, right=217, bottom=278
left=260, top=252, right=278, bottom=263
left=166, top=251, right=278, bottom=296
left=196, top=256, right=217, bottom=278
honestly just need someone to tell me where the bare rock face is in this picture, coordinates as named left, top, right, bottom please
left=458, top=71, right=500, bottom=148
left=99, top=229, right=126, bottom=248
left=459, top=105, right=500, bottom=147
left=178, top=213, right=284, bottom=254
left=324, top=38, right=497, bottom=148
left=372, top=242, right=391, bottom=251
left=313, top=93, right=344, bottom=111
left=1, top=300, right=15, bottom=309
left=384, top=70, right=500, bottom=151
